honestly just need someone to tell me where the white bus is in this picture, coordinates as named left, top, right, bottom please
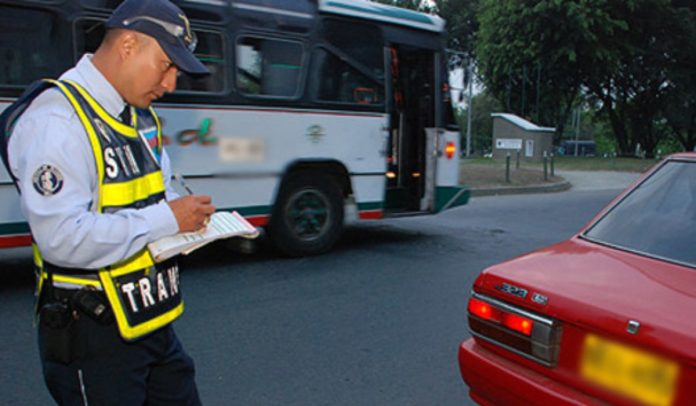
left=0, top=0, right=469, bottom=256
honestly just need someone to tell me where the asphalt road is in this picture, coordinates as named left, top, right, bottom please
left=0, top=186, right=627, bottom=405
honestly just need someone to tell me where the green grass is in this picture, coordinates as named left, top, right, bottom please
left=462, top=156, right=657, bottom=173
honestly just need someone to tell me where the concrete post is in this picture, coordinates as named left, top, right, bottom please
left=505, top=152, right=511, bottom=183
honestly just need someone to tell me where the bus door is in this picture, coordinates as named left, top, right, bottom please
left=385, top=44, right=435, bottom=214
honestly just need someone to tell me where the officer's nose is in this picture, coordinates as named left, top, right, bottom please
left=162, top=66, right=178, bottom=93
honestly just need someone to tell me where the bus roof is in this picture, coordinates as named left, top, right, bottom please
left=318, top=0, right=445, bottom=33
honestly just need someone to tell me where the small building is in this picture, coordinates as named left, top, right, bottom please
left=491, top=113, right=554, bottom=161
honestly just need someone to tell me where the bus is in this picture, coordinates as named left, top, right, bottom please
left=0, top=0, right=469, bottom=256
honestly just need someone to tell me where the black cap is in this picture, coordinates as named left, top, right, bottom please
left=106, top=0, right=209, bottom=75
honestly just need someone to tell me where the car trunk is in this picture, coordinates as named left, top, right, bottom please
left=473, top=237, right=696, bottom=406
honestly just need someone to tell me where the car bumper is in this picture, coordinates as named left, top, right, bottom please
left=458, top=338, right=600, bottom=406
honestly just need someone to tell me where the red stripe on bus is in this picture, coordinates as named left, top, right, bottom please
left=246, top=215, right=270, bottom=227
left=358, top=210, right=383, bottom=220
left=0, top=234, right=32, bottom=248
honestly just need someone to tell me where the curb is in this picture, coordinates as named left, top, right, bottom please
left=470, top=180, right=572, bottom=197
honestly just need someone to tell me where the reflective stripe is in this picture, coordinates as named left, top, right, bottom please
left=78, top=369, right=89, bottom=406
left=108, top=249, right=155, bottom=277
left=44, top=79, right=106, bottom=210
left=39, top=272, right=102, bottom=290
left=149, top=106, right=163, bottom=157
left=101, top=171, right=166, bottom=207
left=62, top=79, right=137, bottom=138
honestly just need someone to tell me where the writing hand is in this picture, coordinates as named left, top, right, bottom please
left=168, top=195, right=216, bottom=232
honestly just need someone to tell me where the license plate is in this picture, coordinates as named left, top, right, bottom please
left=580, top=334, right=679, bottom=406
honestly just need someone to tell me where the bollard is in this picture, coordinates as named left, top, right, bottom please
left=543, top=151, right=548, bottom=181
left=516, top=150, right=520, bottom=169
left=550, top=152, right=555, bottom=177
left=505, top=152, right=511, bottom=183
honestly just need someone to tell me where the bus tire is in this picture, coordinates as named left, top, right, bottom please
left=268, top=171, right=344, bottom=256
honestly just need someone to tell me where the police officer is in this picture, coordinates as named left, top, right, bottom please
left=0, top=0, right=215, bottom=404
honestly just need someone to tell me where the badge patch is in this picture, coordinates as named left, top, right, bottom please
left=32, top=165, right=64, bottom=196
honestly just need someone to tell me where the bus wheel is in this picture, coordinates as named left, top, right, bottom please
left=268, top=172, right=344, bottom=256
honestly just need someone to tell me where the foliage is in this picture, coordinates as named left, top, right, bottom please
left=456, top=90, right=503, bottom=154
left=660, top=2, right=696, bottom=152
left=475, top=0, right=628, bottom=144
left=373, top=1, right=696, bottom=157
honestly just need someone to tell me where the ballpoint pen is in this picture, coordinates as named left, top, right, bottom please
left=174, top=173, right=211, bottom=226
left=174, top=173, right=194, bottom=195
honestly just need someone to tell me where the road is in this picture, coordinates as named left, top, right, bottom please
left=0, top=187, right=627, bottom=405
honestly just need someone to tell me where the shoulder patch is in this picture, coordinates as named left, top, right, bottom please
left=32, top=165, right=64, bottom=196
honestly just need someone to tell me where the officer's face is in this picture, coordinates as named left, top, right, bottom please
left=122, top=34, right=178, bottom=108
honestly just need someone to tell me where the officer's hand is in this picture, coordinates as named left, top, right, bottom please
left=168, top=195, right=216, bottom=232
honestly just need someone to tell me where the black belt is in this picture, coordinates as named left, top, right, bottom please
left=45, top=287, right=114, bottom=325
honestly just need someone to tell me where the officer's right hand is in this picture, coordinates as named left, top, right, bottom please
left=168, top=195, right=216, bottom=232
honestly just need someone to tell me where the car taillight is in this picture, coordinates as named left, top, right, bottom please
left=468, top=292, right=561, bottom=366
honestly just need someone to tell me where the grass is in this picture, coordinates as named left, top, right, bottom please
left=459, top=155, right=656, bottom=189
left=463, top=156, right=657, bottom=172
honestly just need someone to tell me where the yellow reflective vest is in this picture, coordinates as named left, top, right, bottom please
left=17, top=79, right=183, bottom=341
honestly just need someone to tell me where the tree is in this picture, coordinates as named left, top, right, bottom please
left=475, top=0, right=628, bottom=144
left=454, top=91, right=503, bottom=154
left=581, top=0, right=676, bottom=158
left=660, top=2, right=696, bottom=152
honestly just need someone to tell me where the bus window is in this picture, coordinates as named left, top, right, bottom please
left=177, top=30, right=226, bottom=93
left=74, top=18, right=105, bottom=58
left=310, top=48, right=383, bottom=106
left=235, top=36, right=303, bottom=98
left=0, top=6, right=69, bottom=88
left=321, top=18, right=383, bottom=79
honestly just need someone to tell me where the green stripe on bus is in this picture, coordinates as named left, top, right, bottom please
left=0, top=222, right=30, bottom=236
left=270, top=64, right=301, bottom=69
left=325, top=1, right=434, bottom=25
left=197, top=56, right=225, bottom=63
left=227, top=205, right=271, bottom=217
left=435, top=186, right=470, bottom=212
left=357, top=201, right=384, bottom=211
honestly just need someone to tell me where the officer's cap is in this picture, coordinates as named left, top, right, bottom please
left=105, top=0, right=209, bottom=75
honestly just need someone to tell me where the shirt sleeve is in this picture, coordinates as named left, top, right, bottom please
left=8, top=94, right=179, bottom=270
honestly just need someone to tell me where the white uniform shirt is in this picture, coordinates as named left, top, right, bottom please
left=8, top=54, right=179, bottom=269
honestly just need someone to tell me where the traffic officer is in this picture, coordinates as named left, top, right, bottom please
left=0, top=0, right=215, bottom=404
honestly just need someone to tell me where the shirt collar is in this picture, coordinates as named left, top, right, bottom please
left=60, top=54, right=126, bottom=118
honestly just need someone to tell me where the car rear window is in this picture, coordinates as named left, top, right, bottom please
left=583, top=160, right=696, bottom=268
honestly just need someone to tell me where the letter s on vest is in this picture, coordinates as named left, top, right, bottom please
left=104, top=147, right=119, bottom=179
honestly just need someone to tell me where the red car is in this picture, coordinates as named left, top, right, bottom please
left=459, top=153, right=696, bottom=406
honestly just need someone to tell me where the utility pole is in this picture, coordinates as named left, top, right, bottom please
left=465, top=63, right=473, bottom=157
left=574, top=107, right=581, bottom=157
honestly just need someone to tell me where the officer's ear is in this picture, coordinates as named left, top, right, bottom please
left=117, top=31, right=140, bottom=61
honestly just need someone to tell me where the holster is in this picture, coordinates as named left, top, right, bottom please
left=39, top=299, right=78, bottom=365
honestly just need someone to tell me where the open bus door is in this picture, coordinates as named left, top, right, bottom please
left=384, top=44, right=468, bottom=216
left=384, top=45, right=434, bottom=214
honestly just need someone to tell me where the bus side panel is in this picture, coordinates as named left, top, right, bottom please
left=0, top=100, right=32, bottom=247
left=156, top=105, right=388, bottom=220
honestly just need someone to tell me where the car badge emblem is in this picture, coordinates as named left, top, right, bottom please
left=626, top=320, right=640, bottom=335
left=495, top=283, right=528, bottom=299
left=531, top=293, right=548, bottom=306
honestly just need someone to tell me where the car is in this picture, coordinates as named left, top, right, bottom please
left=458, top=152, right=696, bottom=406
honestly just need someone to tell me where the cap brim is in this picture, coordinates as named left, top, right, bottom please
left=159, top=41, right=209, bottom=75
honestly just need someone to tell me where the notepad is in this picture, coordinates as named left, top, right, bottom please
left=148, top=211, right=259, bottom=262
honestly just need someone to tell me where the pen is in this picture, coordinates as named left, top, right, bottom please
left=174, top=173, right=194, bottom=195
